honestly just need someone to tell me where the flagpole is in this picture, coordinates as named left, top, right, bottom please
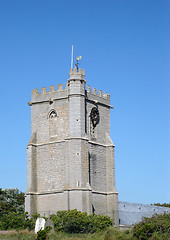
left=71, top=44, right=73, bottom=69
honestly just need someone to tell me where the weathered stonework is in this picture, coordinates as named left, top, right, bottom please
left=25, top=67, right=119, bottom=225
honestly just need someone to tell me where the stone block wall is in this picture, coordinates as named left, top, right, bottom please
left=36, top=142, right=66, bottom=192
left=26, top=67, right=119, bottom=225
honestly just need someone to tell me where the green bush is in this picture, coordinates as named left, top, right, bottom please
left=132, top=212, right=170, bottom=240
left=36, top=226, right=52, bottom=240
left=0, top=212, right=38, bottom=230
left=50, top=209, right=112, bottom=233
left=0, top=188, right=34, bottom=231
left=0, top=188, right=25, bottom=214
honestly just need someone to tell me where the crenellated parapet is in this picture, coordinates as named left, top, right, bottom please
left=29, top=68, right=111, bottom=108
left=69, top=67, right=85, bottom=81
left=86, top=85, right=111, bottom=107
left=87, top=85, right=110, bottom=99
left=30, top=83, right=68, bottom=104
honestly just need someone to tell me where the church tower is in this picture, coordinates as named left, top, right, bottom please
left=25, top=66, right=119, bottom=225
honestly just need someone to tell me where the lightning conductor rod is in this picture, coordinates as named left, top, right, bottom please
left=71, top=44, right=74, bottom=69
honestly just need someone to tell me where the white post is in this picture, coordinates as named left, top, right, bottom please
left=71, top=44, right=73, bottom=69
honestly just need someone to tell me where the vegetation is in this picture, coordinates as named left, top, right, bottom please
left=0, top=211, right=36, bottom=230
left=0, top=227, right=133, bottom=240
left=36, top=226, right=52, bottom=240
left=0, top=188, right=170, bottom=239
left=132, top=212, right=170, bottom=240
left=0, top=188, right=24, bottom=214
left=50, top=209, right=112, bottom=233
left=153, top=203, right=170, bottom=208
left=0, top=188, right=36, bottom=230
left=0, top=212, right=170, bottom=239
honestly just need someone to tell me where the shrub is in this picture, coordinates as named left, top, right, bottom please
left=0, top=188, right=25, bottom=214
left=36, top=226, right=52, bottom=240
left=0, top=212, right=37, bottom=230
left=132, top=212, right=170, bottom=240
left=50, top=209, right=112, bottom=233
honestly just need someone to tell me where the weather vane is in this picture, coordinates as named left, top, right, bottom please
left=75, top=56, right=82, bottom=71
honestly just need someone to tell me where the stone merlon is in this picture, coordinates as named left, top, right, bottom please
left=29, top=69, right=111, bottom=106
left=69, top=67, right=85, bottom=80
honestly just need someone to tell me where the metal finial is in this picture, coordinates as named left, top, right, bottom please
left=75, top=56, right=82, bottom=72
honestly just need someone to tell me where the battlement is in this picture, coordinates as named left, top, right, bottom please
left=69, top=67, right=85, bottom=80
left=86, top=85, right=110, bottom=106
left=31, top=83, right=68, bottom=103
left=86, top=85, right=110, bottom=100
left=29, top=70, right=111, bottom=107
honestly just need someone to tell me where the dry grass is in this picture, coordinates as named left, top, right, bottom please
left=0, top=230, right=35, bottom=239
left=0, top=228, right=134, bottom=240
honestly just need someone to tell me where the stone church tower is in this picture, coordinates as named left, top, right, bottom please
left=25, top=67, right=119, bottom=225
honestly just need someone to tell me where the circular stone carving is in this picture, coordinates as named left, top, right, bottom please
left=90, top=107, right=99, bottom=127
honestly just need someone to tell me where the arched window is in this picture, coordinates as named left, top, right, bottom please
left=48, top=109, right=57, bottom=138
left=48, top=109, right=57, bottom=119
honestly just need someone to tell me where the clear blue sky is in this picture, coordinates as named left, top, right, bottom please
left=0, top=0, right=169, bottom=204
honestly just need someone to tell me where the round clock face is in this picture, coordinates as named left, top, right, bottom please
left=90, top=107, right=99, bottom=127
